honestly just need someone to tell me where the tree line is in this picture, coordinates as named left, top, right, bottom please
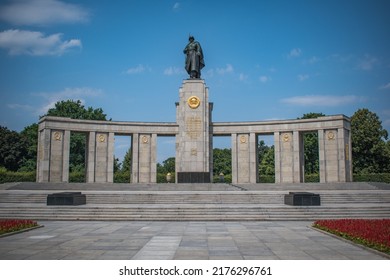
left=1, top=100, right=390, bottom=182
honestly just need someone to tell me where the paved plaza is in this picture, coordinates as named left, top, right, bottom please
left=0, top=220, right=386, bottom=260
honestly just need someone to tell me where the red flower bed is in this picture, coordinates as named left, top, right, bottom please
left=0, top=219, right=38, bottom=235
left=313, top=219, right=390, bottom=254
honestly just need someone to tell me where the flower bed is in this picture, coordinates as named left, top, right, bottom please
left=0, top=219, right=39, bottom=235
left=313, top=219, right=390, bottom=255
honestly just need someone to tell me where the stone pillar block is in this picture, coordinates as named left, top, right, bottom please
left=175, top=79, right=212, bottom=183
left=86, top=131, right=96, bottom=183
left=132, top=133, right=157, bottom=183
left=48, top=130, right=69, bottom=182
left=318, top=129, right=351, bottom=183
left=95, top=132, right=109, bottom=183
left=274, top=131, right=302, bottom=183
left=37, top=128, right=51, bottom=182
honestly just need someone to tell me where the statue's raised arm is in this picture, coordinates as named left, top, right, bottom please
left=183, top=35, right=205, bottom=79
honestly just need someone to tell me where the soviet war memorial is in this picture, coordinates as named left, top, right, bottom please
left=0, top=1, right=389, bottom=278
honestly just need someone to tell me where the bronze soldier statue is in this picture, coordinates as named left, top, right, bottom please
left=183, top=35, right=205, bottom=79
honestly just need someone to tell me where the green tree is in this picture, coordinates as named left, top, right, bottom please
left=157, top=157, right=175, bottom=174
left=43, top=100, right=107, bottom=120
left=351, top=108, right=390, bottom=173
left=0, top=126, right=28, bottom=171
left=44, top=100, right=108, bottom=172
left=18, top=123, right=39, bottom=172
left=299, top=113, right=325, bottom=174
left=258, top=141, right=274, bottom=175
left=213, top=148, right=231, bottom=175
left=121, top=148, right=132, bottom=172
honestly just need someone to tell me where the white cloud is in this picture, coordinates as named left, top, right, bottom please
left=0, top=0, right=89, bottom=25
left=7, top=104, right=34, bottom=111
left=126, top=64, right=150, bottom=74
left=216, top=64, right=234, bottom=75
left=259, top=75, right=271, bottom=83
left=164, top=66, right=183, bottom=75
left=357, top=54, right=378, bottom=71
left=35, top=87, right=103, bottom=115
left=306, top=56, right=320, bottom=64
left=173, top=2, right=180, bottom=10
left=379, top=83, right=390, bottom=90
left=0, top=29, right=81, bottom=56
left=281, top=95, right=363, bottom=106
left=239, top=73, right=248, bottom=81
left=298, top=74, right=309, bottom=81
left=288, top=48, right=302, bottom=58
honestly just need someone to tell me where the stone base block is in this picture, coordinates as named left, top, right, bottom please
left=284, top=192, right=320, bottom=206
left=47, top=192, right=86, bottom=205
left=177, top=172, right=211, bottom=183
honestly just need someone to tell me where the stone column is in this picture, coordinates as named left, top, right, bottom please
left=62, top=130, right=70, bottom=182
left=249, top=133, right=258, bottom=183
left=293, top=131, right=304, bottom=183
left=131, top=133, right=157, bottom=183
left=274, top=131, right=302, bottom=183
left=319, top=129, right=342, bottom=182
left=86, top=132, right=114, bottom=183
left=37, top=128, right=51, bottom=182
left=175, top=79, right=212, bottom=183
left=86, top=131, right=96, bottom=183
left=48, top=130, right=70, bottom=182
left=231, top=133, right=238, bottom=184
left=274, top=132, right=281, bottom=183
left=107, top=132, right=115, bottom=183
left=95, top=132, right=110, bottom=183
left=131, top=134, right=139, bottom=183
left=231, top=133, right=258, bottom=184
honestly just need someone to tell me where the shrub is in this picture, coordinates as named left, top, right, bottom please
left=305, top=174, right=320, bottom=182
left=259, top=175, right=275, bottom=183
left=114, top=171, right=131, bottom=183
left=0, top=167, right=35, bottom=183
left=353, top=173, right=390, bottom=183
left=69, top=171, right=85, bottom=183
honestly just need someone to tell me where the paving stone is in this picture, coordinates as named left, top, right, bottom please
left=0, top=220, right=386, bottom=260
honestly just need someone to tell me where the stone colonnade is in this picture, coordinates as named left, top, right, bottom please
left=37, top=115, right=352, bottom=184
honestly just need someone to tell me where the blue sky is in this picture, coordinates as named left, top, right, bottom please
left=1, top=0, right=389, bottom=162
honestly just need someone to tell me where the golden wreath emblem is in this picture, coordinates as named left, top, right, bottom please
left=327, top=131, right=335, bottom=140
left=187, top=96, right=201, bottom=109
left=142, top=135, right=149, bottom=144
left=53, top=131, right=61, bottom=141
left=98, top=134, right=106, bottom=142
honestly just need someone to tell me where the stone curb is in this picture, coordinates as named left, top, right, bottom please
left=309, top=225, right=390, bottom=259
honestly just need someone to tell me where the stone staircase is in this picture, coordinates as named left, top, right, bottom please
left=0, top=182, right=389, bottom=221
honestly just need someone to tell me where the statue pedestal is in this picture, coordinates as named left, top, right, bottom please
left=175, top=79, right=213, bottom=183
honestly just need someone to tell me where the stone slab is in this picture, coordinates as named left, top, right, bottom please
left=284, top=192, right=320, bottom=206
left=47, top=192, right=86, bottom=205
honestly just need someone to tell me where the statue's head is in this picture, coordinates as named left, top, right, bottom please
left=189, top=35, right=194, bottom=41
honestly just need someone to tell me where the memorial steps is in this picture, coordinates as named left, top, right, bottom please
left=0, top=182, right=389, bottom=221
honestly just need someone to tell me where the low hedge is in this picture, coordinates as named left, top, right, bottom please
left=1, top=168, right=390, bottom=184
left=69, top=171, right=85, bottom=183
left=0, top=168, right=35, bottom=184
left=114, top=171, right=131, bottom=183
left=353, top=173, right=390, bottom=184
left=259, top=175, right=275, bottom=183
